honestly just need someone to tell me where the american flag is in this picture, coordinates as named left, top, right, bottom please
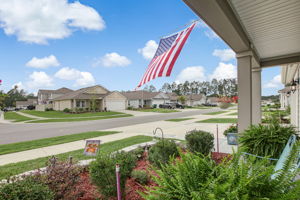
left=136, top=22, right=196, bottom=89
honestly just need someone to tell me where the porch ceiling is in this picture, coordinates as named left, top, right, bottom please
left=183, top=0, right=300, bottom=67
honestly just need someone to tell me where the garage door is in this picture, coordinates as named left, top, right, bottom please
left=106, top=100, right=126, bottom=111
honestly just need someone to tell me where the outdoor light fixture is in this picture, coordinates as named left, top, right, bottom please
left=290, top=79, right=299, bottom=93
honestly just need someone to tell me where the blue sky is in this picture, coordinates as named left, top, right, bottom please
left=0, top=0, right=282, bottom=96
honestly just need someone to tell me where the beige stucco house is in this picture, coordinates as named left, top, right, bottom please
left=38, top=85, right=127, bottom=111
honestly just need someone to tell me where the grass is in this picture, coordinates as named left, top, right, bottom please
left=0, top=135, right=153, bottom=180
left=165, top=118, right=194, bottom=122
left=21, top=110, right=125, bottom=118
left=203, top=111, right=228, bottom=115
left=137, top=108, right=179, bottom=113
left=28, top=114, right=132, bottom=123
left=227, top=112, right=238, bottom=116
left=4, top=112, right=34, bottom=122
left=196, top=118, right=237, bottom=123
left=185, top=105, right=214, bottom=109
left=0, top=131, right=119, bottom=155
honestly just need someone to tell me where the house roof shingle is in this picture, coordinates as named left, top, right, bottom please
left=121, top=91, right=162, bottom=100
left=185, top=94, right=204, bottom=101
left=39, top=87, right=73, bottom=95
left=52, top=85, right=109, bottom=101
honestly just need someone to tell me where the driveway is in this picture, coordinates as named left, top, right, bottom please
left=0, top=108, right=223, bottom=144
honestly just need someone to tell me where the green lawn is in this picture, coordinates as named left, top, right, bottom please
left=196, top=118, right=237, bottom=123
left=28, top=114, right=132, bottom=123
left=188, top=106, right=211, bottom=109
left=165, top=118, right=194, bottom=122
left=4, top=112, right=34, bottom=122
left=137, top=108, right=179, bottom=113
left=21, top=110, right=125, bottom=118
left=203, top=111, right=228, bottom=115
left=0, top=131, right=119, bottom=155
left=0, top=135, right=153, bottom=180
left=227, top=112, right=238, bottom=116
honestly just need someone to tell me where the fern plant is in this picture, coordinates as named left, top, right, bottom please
left=239, top=121, right=296, bottom=159
left=143, top=144, right=300, bottom=200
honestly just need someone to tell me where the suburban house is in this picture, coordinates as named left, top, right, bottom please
left=166, top=93, right=179, bottom=103
left=261, top=99, right=275, bottom=107
left=122, top=91, right=170, bottom=108
left=38, top=87, right=73, bottom=105
left=281, top=64, right=300, bottom=129
left=278, top=87, right=291, bottom=109
left=183, top=0, right=300, bottom=132
left=16, top=98, right=37, bottom=109
left=37, top=85, right=127, bottom=111
left=185, top=94, right=206, bottom=106
left=206, top=97, right=218, bottom=105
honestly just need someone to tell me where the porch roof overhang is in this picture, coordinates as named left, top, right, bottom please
left=183, top=0, right=300, bottom=68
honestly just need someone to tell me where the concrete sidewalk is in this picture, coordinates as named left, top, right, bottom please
left=0, top=109, right=237, bottom=166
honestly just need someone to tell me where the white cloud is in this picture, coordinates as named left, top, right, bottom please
left=264, top=74, right=282, bottom=88
left=210, top=62, right=237, bottom=80
left=26, top=71, right=53, bottom=89
left=55, top=67, right=95, bottom=86
left=75, top=72, right=95, bottom=87
left=213, top=49, right=236, bottom=61
left=204, top=30, right=220, bottom=40
left=95, top=52, right=131, bottom=67
left=26, top=55, right=60, bottom=69
left=138, top=40, right=158, bottom=60
left=0, top=0, right=105, bottom=44
left=176, top=66, right=206, bottom=83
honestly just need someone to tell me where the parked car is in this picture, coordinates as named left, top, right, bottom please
left=2, top=107, right=15, bottom=112
left=171, top=103, right=184, bottom=109
left=27, top=105, right=36, bottom=110
left=159, top=103, right=175, bottom=109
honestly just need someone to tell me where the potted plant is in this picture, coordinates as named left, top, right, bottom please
left=224, top=124, right=238, bottom=145
left=218, top=96, right=231, bottom=109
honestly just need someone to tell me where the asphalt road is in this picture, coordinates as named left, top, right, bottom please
left=0, top=108, right=221, bottom=144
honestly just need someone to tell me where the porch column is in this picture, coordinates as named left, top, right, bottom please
left=252, top=68, right=262, bottom=124
left=237, top=52, right=252, bottom=133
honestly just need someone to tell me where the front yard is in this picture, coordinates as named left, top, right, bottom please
left=3, top=112, right=34, bottom=122
left=0, top=135, right=153, bottom=180
left=132, top=108, right=179, bottom=113
left=21, top=110, right=125, bottom=118
left=197, top=118, right=238, bottom=123
left=4, top=110, right=132, bottom=123
left=0, top=131, right=119, bottom=155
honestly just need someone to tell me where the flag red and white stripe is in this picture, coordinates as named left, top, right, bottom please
left=136, top=22, right=196, bottom=89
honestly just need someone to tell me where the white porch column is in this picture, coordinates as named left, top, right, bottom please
left=252, top=68, right=262, bottom=124
left=237, top=53, right=252, bottom=133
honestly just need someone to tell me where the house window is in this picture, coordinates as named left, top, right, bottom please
left=81, top=101, right=85, bottom=107
left=76, top=101, right=81, bottom=107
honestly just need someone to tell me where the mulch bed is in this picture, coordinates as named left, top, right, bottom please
left=73, top=151, right=231, bottom=200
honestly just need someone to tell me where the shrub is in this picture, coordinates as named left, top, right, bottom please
left=144, top=145, right=300, bottom=200
left=239, top=121, right=296, bottom=159
left=33, top=160, right=85, bottom=200
left=45, top=108, right=53, bottom=111
left=0, top=177, right=54, bottom=200
left=149, top=139, right=179, bottom=167
left=132, top=147, right=144, bottom=160
left=131, top=170, right=148, bottom=185
left=223, top=124, right=238, bottom=136
left=185, top=130, right=214, bottom=155
left=63, top=108, right=70, bottom=113
left=90, top=151, right=137, bottom=198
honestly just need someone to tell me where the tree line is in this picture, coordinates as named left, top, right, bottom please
left=143, top=78, right=238, bottom=96
left=0, top=86, right=35, bottom=109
